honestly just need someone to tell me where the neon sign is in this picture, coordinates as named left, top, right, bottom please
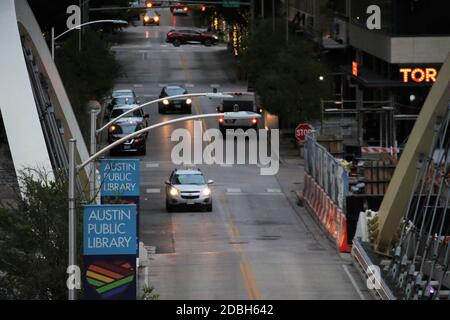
left=399, top=68, right=438, bottom=83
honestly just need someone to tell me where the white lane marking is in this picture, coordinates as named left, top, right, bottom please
left=146, top=162, right=160, bottom=168
left=160, top=44, right=168, bottom=47
left=185, top=83, right=195, bottom=88
left=227, top=188, right=242, bottom=193
left=146, top=188, right=161, bottom=194
left=227, top=193, right=285, bottom=196
left=267, top=188, right=282, bottom=193
left=342, top=264, right=366, bottom=300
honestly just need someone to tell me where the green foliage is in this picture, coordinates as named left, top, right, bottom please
left=55, top=29, right=122, bottom=141
left=241, top=19, right=332, bottom=126
left=142, top=285, right=159, bottom=300
left=0, top=170, right=82, bottom=300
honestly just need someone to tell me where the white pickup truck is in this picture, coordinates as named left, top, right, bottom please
left=217, top=93, right=262, bottom=136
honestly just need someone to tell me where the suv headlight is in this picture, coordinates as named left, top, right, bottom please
left=169, top=187, right=179, bottom=197
left=186, top=98, right=192, bottom=104
left=163, top=99, right=169, bottom=105
left=202, top=187, right=211, bottom=196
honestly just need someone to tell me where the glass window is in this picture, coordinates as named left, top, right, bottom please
left=165, top=87, right=187, bottom=96
left=111, top=109, right=142, bottom=118
left=172, top=174, right=205, bottom=185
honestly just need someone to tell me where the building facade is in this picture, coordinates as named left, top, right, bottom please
left=290, top=0, right=450, bottom=149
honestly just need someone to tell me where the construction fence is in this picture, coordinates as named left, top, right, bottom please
left=302, top=133, right=351, bottom=252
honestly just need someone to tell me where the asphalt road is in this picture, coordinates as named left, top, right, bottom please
left=110, top=9, right=370, bottom=300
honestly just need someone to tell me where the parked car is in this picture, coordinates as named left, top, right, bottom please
left=143, top=9, right=160, bottom=26
left=108, top=118, right=147, bottom=156
left=166, top=29, right=218, bottom=47
left=165, top=169, right=213, bottom=212
left=158, top=86, right=192, bottom=114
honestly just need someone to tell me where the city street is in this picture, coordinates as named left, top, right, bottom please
left=109, top=8, right=370, bottom=300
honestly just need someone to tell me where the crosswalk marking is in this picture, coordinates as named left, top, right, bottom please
left=267, top=188, right=282, bottom=193
left=146, top=188, right=161, bottom=194
left=227, top=188, right=241, bottom=193
left=146, top=162, right=160, bottom=168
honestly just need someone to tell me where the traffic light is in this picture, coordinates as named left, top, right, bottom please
left=146, top=1, right=153, bottom=8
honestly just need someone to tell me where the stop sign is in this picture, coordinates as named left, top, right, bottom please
left=295, top=123, right=313, bottom=143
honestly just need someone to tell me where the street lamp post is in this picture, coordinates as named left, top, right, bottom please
left=68, top=104, right=262, bottom=300
left=51, top=19, right=127, bottom=60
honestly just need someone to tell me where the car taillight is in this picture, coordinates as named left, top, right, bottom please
left=252, top=118, right=258, bottom=124
left=183, top=6, right=188, bottom=11
left=218, top=118, right=224, bottom=123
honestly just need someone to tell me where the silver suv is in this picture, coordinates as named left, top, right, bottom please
left=165, top=169, right=214, bottom=212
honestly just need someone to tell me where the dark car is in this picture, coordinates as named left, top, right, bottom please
left=108, top=105, right=149, bottom=126
left=166, top=29, right=218, bottom=47
left=158, top=86, right=192, bottom=114
left=108, top=118, right=147, bottom=156
left=107, top=95, right=136, bottom=112
left=170, top=2, right=188, bottom=15
left=143, top=9, right=160, bottom=26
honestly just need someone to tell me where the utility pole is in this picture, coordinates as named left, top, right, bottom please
left=68, top=138, right=77, bottom=301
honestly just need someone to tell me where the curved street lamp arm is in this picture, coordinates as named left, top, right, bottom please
left=78, top=113, right=223, bottom=171
left=54, top=20, right=127, bottom=41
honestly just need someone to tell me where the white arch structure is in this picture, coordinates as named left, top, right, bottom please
left=0, top=0, right=89, bottom=183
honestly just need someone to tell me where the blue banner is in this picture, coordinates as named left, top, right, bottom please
left=83, top=204, right=137, bottom=256
left=100, top=159, right=140, bottom=197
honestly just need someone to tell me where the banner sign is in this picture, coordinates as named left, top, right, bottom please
left=83, top=254, right=136, bottom=300
left=83, top=204, right=137, bottom=300
left=100, top=159, right=140, bottom=197
left=83, top=204, right=137, bottom=256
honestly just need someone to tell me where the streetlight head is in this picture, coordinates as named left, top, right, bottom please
left=319, top=76, right=324, bottom=81
left=223, top=111, right=262, bottom=119
left=206, top=92, right=233, bottom=99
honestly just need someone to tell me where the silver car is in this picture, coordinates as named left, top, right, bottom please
left=165, top=169, right=213, bottom=212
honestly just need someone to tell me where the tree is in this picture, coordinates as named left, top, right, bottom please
left=241, top=19, right=332, bottom=127
left=0, top=170, right=82, bottom=300
left=55, top=29, right=122, bottom=141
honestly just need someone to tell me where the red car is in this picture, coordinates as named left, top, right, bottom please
left=166, top=29, right=219, bottom=47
